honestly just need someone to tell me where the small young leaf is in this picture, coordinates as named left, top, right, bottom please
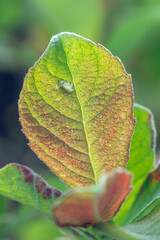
left=19, top=32, right=135, bottom=187
left=124, top=204, right=160, bottom=240
left=52, top=169, right=132, bottom=227
left=94, top=204, right=160, bottom=240
left=0, top=164, right=61, bottom=217
left=123, top=165, right=160, bottom=224
left=115, top=104, right=156, bottom=225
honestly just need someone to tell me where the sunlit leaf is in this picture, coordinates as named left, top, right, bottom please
left=115, top=104, right=156, bottom=225
left=52, top=169, right=132, bottom=227
left=19, top=32, right=135, bottom=187
left=0, top=164, right=61, bottom=216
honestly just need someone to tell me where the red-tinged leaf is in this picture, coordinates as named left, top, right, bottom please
left=19, top=32, right=135, bottom=187
left=52, top=169, right=132, bottom=227
left=0, top=164, right=61, bottom=216
left=98, top=170, right=132, bottom=221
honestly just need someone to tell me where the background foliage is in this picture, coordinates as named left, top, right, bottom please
left=0, top=0, right=159, bottom=239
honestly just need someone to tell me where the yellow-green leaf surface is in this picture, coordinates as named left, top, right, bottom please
left=19, top=32, right=135, bottom=187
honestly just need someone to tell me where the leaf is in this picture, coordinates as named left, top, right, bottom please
left=114, top=104, right=156, bottom=225
left=94, top=204, right=160, bottom=240
left=52, top=169, right=132, bottom=227
left=123, top=165, right=160, bottom=224
left=124, top=204, right=160, bottom=240
left=0, top=164, right=61, bottom=217
left=19, top=32, right=135, bottom=187
left=94, top=222, right=138, bottom=240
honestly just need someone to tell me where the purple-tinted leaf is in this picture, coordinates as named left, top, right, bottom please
left=0, top=164, right=61, bottom=216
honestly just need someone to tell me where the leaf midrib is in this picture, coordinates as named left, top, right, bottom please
left=74, top=89, right=98, bottom=184
left=60, top=39, right=98, bottom=184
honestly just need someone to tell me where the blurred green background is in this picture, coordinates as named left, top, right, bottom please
left=0, top=0, right=160, bottom=239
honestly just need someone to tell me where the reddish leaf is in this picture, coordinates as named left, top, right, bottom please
left=52, top=169, right=132, bottom=227
left=19, top=32, right=135, bottom=187
left=0, top=164, right=61, bottom=217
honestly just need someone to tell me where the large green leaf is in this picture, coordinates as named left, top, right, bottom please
left=0, top=164, right=61, bottom=217
left=19, top=32, right=135, bottom=188
left=94, top=204, right=160, bottom=240
left=115, top=104, right=156, bottom=225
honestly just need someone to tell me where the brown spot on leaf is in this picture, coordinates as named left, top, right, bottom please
left=54, top=189, right=62, bottom=198
left=24, top=174, right=34, bottom=183
left=21, top=167, right=31, bottom=176
left=154, top=172, right=160, bottom=181
left=43, top=187, right=52, bottom=199
left=13, top=164, right=34, bottom=183
left=149, top=166, right=160, bottom=182
left=13, top=164, right=31, bottom=176
left=35, top=176, right=46, bottom=193
left=13, top=163, right=62, bottom=199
